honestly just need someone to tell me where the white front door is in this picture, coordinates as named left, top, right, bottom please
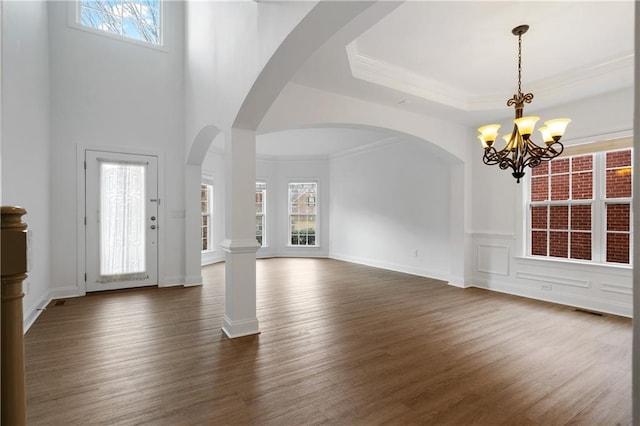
left=85, top=150, right=158, bottom=292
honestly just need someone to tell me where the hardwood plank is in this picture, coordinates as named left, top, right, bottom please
left=25, top=258, right=632, bottom=425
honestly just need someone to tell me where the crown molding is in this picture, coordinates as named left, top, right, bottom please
left=346, top=41, right=634, bottom=112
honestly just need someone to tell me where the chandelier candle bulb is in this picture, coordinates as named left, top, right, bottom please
left=478, top=135, right=490, bottom=149
left=477, top=124, right=501, bottom=146
left=513, top=116, right=540, bottom=139
left=544, top=118, right=572, bottom=140
left=537, top=126, right=554, bottom=146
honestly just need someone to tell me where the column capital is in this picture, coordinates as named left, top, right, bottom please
left=220, top=238, right=261, bottom=254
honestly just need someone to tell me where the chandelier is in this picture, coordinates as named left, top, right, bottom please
left=477, top=25, right=571, bottom=183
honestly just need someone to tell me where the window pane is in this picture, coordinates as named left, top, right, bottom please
left=100, top=162, right=146, bottom=276
left=607, top=203, right=630, bottom=232
left=571, top=205, right=591, bottom=231
left=571, top=155, right=593, bottom=172
left=531, top=231, right=547, bottom=256
left=551, top=158, right=569, bottom=174
left=256, top=216, right=263, bottom=246
left=571, top=172, right=592, bottom=200
left=531, top=161, right=548, bottom=176
left=549, top=231, right=568, bottom=258
left=606, top=168, right=632, bottom=198
left=607, top=150, right=631, bottom=168
left=606, top=149, right=632, bottom=198
left=79, top=0, right=161, bottom=45
left=570, top=232, right=591, bottom=260
left=607, top=233, right=630, bottom=264
left=549, top=205, right=568, bottom=230
left=531, top=176, right=548, bottom=202
left=531, top=206, right=547, bottom=229
left=550, top=174, right=569, bottom=200
left=289, top=183, right=317, bottom=246
left=201, top=185, right=208, bottom=214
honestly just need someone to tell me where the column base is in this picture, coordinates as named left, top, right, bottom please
left=222, top=315, right=260, bottom=339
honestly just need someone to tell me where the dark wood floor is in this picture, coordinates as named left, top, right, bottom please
left=25, top=258, right=632, bottom=425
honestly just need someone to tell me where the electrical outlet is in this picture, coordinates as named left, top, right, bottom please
left=541, top=284, right=552, bottom=291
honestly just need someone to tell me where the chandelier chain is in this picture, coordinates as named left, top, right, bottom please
left=517, top=33, right=522, bottom=96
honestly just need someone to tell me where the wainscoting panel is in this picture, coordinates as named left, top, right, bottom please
left=601, top=281, right=633, bottom=295
left=516, top=272, right=591, bottom=289
left=469, top=234, right=632, bottom=317
left=477, top=244, right=510, bottom=276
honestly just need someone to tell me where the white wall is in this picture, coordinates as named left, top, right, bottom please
left=330, top=139, right=451, bottom=280
left=47, top=1, right=186, bottom=297
left=470, top=88, right=634, bottom=317
left=184, top=1, right=315, bottom=146
left=1, top=1, right=51, bottom=329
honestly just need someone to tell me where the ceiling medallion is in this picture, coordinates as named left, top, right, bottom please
left=477, top=25, right=571, bottom=183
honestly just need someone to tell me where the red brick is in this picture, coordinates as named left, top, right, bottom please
left=570, top=232, right=591, bottom=260
left=571, top=205, right=591, bottom=231
left=607, top=233, right=629, bottom=264
left=531, top=231, right=547, bottom=256
left=549, top=231, right=568, bottom=258
left=531, top=206, right=548, bottom=229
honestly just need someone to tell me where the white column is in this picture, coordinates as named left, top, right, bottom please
left=221, top=127, right=260, bottom=338
left=184, top=164, right=203, bottom=286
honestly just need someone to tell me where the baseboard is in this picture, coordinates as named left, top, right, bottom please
left=184, top=275, right=203, bottom=287
left=160, top=276, right=185, bottom=287
left=23, top=296, right=50, bottom=333
left=221, top=315, right=260, bottom=339
left=24, top=285, right=84, bottom=333
left=330, top=253, right=449, bottom=282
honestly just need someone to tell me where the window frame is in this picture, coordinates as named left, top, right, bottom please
left=201, top=182, right=213, bottom=253
left=525, top=141, right=633, bottom=266
left=287, top=181, right=319, bottom=248
left=69, top=0, right=166, bottom=51
left=256, top=181, right=267, bottom=247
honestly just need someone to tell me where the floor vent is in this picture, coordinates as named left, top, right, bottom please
left=574, top=308, right=604, bottom=317
left=54, top=300, right=66, bottom=306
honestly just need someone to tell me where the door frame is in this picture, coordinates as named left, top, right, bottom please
left=76, top=144, right=166, bottom=295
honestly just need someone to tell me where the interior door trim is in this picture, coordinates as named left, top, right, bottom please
left=76, top=144, right=166, bottom=296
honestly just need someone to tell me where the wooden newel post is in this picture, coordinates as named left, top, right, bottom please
left=1, top=206, right=28, bottom=426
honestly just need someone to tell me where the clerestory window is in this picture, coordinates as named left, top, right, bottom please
left=76, top=0, right=162, bottom=46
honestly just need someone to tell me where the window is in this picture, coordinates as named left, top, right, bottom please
left=256, top=182, right=266, bottom=246
left=201, top=183, right=213, bottom=252
left=528, top=148, right=632, bottom=264
left=77, top=0, right=161, bottom=45
left=288, top=182, right=318, bottom=246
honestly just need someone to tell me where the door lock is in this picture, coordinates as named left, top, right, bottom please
left=150, top=225, right=156, bottom=230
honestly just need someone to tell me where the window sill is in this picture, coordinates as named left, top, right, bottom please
left=286, top=245, right=320, bottom=249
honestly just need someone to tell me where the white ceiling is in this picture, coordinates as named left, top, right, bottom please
left=261, top=1, right=635, bottom=157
